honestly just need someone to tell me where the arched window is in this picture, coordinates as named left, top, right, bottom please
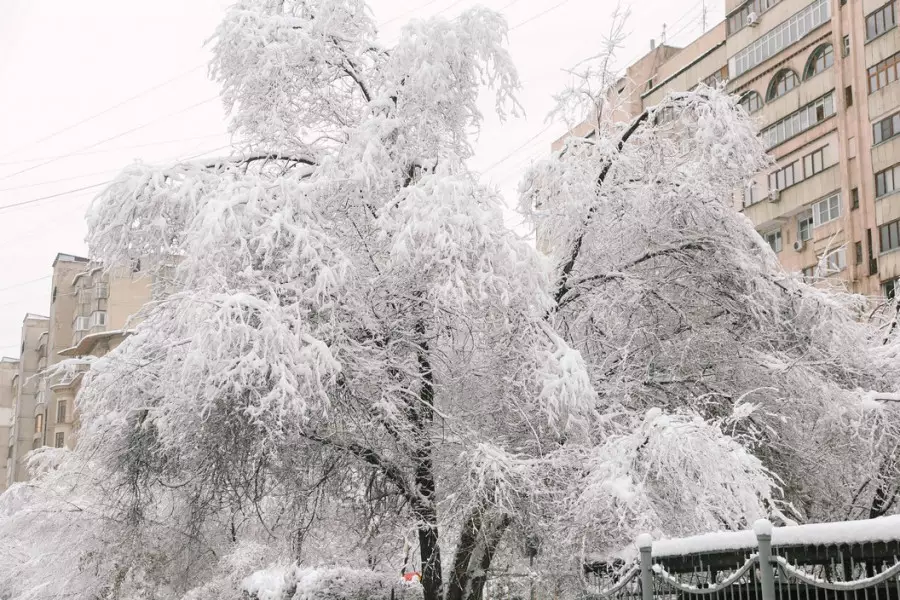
left=739, top=91, right=764, bottom=114
left=767, top=69, right=799, bottom=101
left=804, top=44, right=834, bottom=79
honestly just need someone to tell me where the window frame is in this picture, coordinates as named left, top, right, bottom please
left=729, top=0, right=830, bottom=76
left=866, top=1, right=897, bottom=42
left=767, top=68, right=801, bottom=100
left=879, top=218, right=900, bottom=253
left=813, top=192, right=842, bottom=227
left=875, top=163, right=900, bottom=198
left=764, top=230, right=783, bottom=253
left=739, top=91, right=764, bottom=114
left=804, top=43, right=834, bottom=79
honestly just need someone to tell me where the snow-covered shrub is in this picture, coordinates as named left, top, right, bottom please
left=243, top=566, right=422, bottom=600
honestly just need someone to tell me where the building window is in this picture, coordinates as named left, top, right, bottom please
left=74, top=316, right=90, bottom=332
left=738, top=91, right=764, bottom=115
left=764, top=230, right=783, bottom=253
left=54, top=432, right=65, bottom=449
left=856, top=241, right=864, bottom=264
left=743, top=181, right=761, bottom=207
left=852, top=188, right=860, bottom=209
left=880, top=218, right=900, bottom=253
left=94, top=282, right=109, bottom=299
left=875, top=163, right=900, bottom=197
left=89, top=311, right=107, bottom=328
left=804, top=44, right=834, bottom=79
left=798, top=210, right=814, bottom=241
left=822, top=248, right=847, bottom=274
left=729, top=0, right=830, bottom=77
left=867, top=51, right=900, bottom=94
left=35, top=413, right=43, bottom=434
left=845, top=86, right=854, bottom=108
left=761, top=92, right=835, bottom=149
left=769, top=160, right=799, bottom=191
left=866, top=2, right=897, bottom=41
left=803, top=146, right=827, bottom=178
left=51, top=286, right=57, bottom=303
left=873, top=111, right=900, bottom=144
left=57, top=400, right=67, bottom=424
left=843, top=35, right=851, bottom=57
left=813, top=192, right=842, bottom=226
left=802, top=265, right=816, bottom=279
left=886, top=278, right=899, bottom=299
left=702, top=65, right=729, bottom=87
left=767, top=69, right=800, bottom=101
left=728, top=0, right=783, bottom=36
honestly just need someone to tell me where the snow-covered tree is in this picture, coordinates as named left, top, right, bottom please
left=521, top=78, right=900, bottom=551
left=4, top=3, right=899, bottom=600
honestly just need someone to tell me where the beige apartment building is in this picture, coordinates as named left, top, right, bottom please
left=5, top=314, right=49, bottom=488
left=556, top=0, right=900, bottom=298
left=0, top=357, right=18, bottom=491
left=4, top=253, right=153, bottom=487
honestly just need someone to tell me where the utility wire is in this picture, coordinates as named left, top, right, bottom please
left=0, top=182, right=109, bottom=213
left=0, top=133, right=227, bottom=166
left=0, top=143, right=234, bottom=214
left=0, top=169, right=119, bottom=193
left=0, top=63, right=207, bottom=161
left=0, top=275, right=51, bottom=293
left=509, top=0, right=572, bottom=31
left=0, top=96, right=219, bottom=183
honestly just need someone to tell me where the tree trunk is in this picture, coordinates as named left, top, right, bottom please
left=414, top=330, right=442, bottom=600
left=446, top=509, right=483, bottom=600
left=446, top=510, right=511, bottom=600
left=467, top=514, right=511, bottom=600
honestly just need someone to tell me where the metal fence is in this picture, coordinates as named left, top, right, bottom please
left=589, top=520, right=900, bottom=600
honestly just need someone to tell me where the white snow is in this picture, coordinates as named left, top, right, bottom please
left=652, top=515, right=900, bottom=558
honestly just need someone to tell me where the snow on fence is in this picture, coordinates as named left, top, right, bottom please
left=587, top=517, right=900, bottom=600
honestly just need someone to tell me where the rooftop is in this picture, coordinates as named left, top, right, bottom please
left=52, top=252, right=89, bottom=266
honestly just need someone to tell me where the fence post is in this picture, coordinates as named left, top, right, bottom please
left=637, top=533, right=654, bottom=600
left=754, top=519, right=776, bottom=600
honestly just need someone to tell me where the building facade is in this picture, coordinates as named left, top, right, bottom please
left=0, top=357, right=19, bottom=491
left=3, top=254, right=153, bottom=486
left=5, top=314, right=49, bottom=488
left=556, top=0, right=900, bottom=298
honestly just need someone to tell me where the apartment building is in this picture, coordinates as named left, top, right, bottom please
left=555, top=0, right=900, bottom=297
left=5, top=314, right=49, bottom=488
left=50, top=260, right=152, bottom=450
left=0, top=357, right=18, bottom=492
left=3, top=254, right=153, bottom=485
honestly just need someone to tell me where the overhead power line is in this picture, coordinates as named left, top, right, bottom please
left=0, top=143, right=234, bottom=214
left=509, top=0, right=572, bottom=31
left=0, top=275, right=51, bottom=293
left=0, top=96, right=219, bottom=183
left=0, top=63, right=207, bottom=161
left=0, top=182, right=109, bottom=213
left=0, top=133, right=227, bottom=167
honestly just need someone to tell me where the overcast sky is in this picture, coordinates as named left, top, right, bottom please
left=0, top=0, right=723, bottom=356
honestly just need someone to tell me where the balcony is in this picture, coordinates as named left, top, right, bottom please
left=872, top=135, right=900, bottom=174
left=757, top=68, right=835, bottom=129
left=743, top=165, right=842, bottom=229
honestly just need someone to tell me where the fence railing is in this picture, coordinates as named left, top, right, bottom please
left=590, top=518, right=900, bottom=600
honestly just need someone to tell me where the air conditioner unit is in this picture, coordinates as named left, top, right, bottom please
left=793, top=240, right=805, bottom=252
left=747, top=11, right=760, bottom=26
left=768, top=189, right=781, bottom=203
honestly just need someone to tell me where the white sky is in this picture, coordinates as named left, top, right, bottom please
left=0, top=0, right=723, bottom=356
